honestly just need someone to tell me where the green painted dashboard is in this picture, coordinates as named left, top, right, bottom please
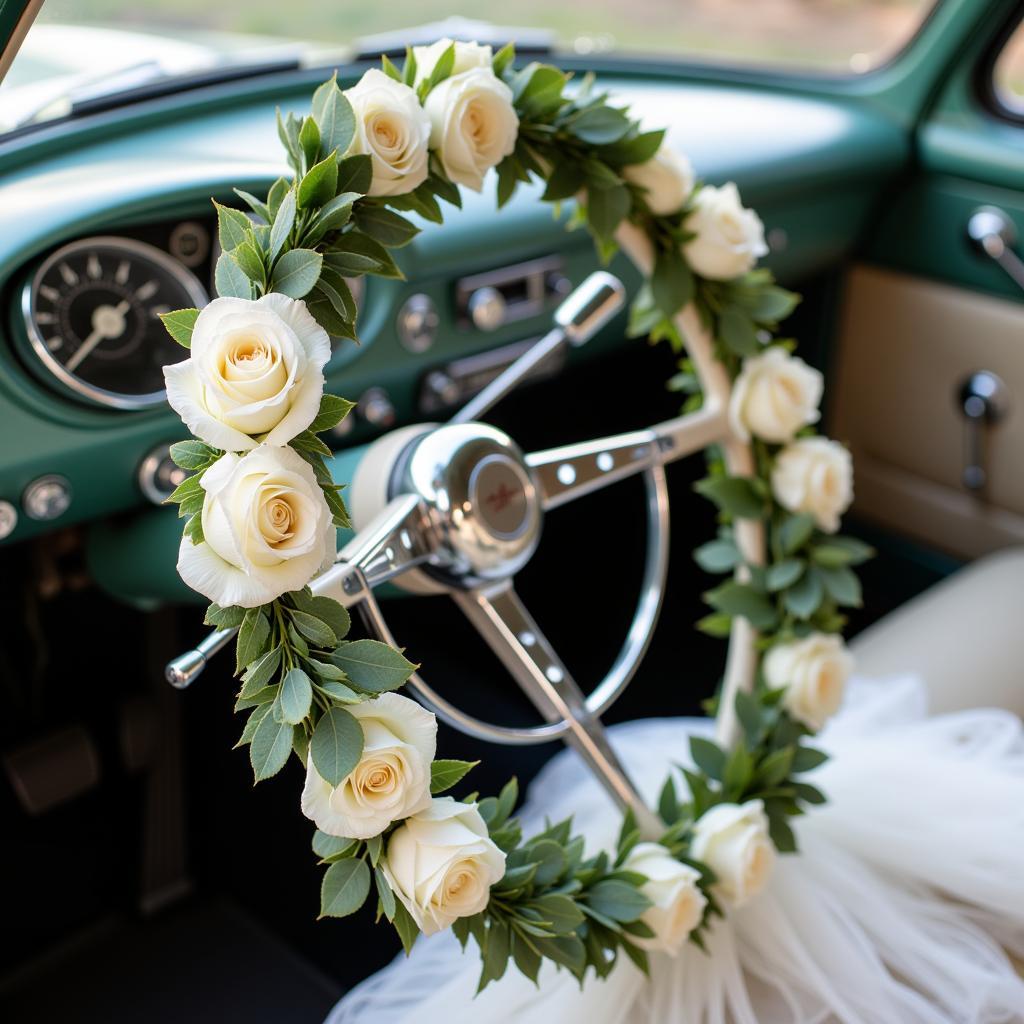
left=0, top=70, right=910, bottom=601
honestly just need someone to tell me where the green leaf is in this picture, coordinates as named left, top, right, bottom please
left=230, top=240, right=266, bottom=285
left=276, top=108, right=302, bottom=170
left=704, top=581, right=778, bottom=630
left=298, top=151, right=340, bottom=210
left=694, top=538, right=740, bottom=573
left=315, top=192, right=358, bottom=236
left=291, top=591, right=351, bottom=642
left=696, top=612, right=732, bottom=637
left=250, top=709, right=293, bottom=781
left=541, top=160, right=585, bottom=202
left=391, top=897, right=420, bottom=955
left=239, top=646, right=282, bottom=696
left=793, top=781, right=827, bottom=805
left=689, top=736, right=727, bottom=781
left=290, top=609, right=337, bottom=649
left=330, top=640, right=415, bottom=693
left=818, top=566, right=862, bottom=607
left=337, top=154, right=373, bottom=195
left=530, top=894, right=584, bottom=934
left=778, top=514, right=815, bottom=556
left=205, top=602, right=246, bottom=628
left=329, top=232, right=402, bottom=279
left=215, top=251, right=253, bottom=299
left=748, top=285, right=799, bottom=323
left=299, top=115, right=321, bottom=168
left=215, top=202, right=253, bottom=252
left=235, top=702, right=271, bottom=748
left=279, top=667, right=313, bottom=725
left=586, top=880, right=650, bottom=923
left=587, top=183, right=631, bottom=243
left=718, top=306, right=760, bottom=356
left=658, top=774, right=680, bottom=824
left=312, top=74, right=356, bottom=159
left=783, top=567, right=824, bottom=619
left=234, top=188, right=270, bottom=224
left=169, top=439, right=219, bottom=471
left=571, top=105, right=631, bottom=146
left=366, top=832, right=383, bottom=866
left=311, top=706, right=364, bottom=786
left=271, top=248, right=323, bottom=299
left=236, top=608, right=271, bottom=675
left=354, top=205, right=420, bottom=247
left=159, top=308, right=200, bottom=349
left=319, top=858, right=371, bottom=918
left=811, top=536, right=874, bottom=567
left=766, top=558, right=805, bottom=592
left=310, top=394, right=356, bottom=434
left=375, top=866, right=396, bottom=919
left=599, top=128, right=664, bottom=166
left=528, top=839, right=567, bottom=887
left=423, top=41, right=455, bottom=94
left=313, top=830, right=357, bottom=861
left=723, top=740, right=754, bottom=794
left=430, top=759, right=478, bottom=794
left=695, top=475, right=766, bottom=519
left=267, top=177, right=290, bottom=220
left=791, top=746, right=829, bottom=773
left=269, top=187, right=296, bottom=262
left=768, top=816, right=797, bottom=854
left=652, top=246, right=694, bottom=318
left=757, top=746, right=794, bottom=788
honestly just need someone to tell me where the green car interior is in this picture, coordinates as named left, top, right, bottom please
left=1, top=0, right=1023, bottom=1020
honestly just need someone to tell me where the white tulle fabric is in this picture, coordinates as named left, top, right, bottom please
left=326, top=676, right=1024, bottom=1024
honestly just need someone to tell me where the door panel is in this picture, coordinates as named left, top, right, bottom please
left=831, top=265, right=1024, bottom=558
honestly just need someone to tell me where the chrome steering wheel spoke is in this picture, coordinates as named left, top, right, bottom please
left=526, top=405, right=728, bottom=510
left=453, top=581, right=662, bottom=835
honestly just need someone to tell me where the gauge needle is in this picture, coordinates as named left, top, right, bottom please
left=65, top=300, right=131, bottom=373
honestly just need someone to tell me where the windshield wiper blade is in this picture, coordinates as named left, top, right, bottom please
left=354, top=16, right=554, bottom=60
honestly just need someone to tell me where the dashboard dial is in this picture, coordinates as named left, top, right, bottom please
left=23, top=236, right=209, bottom=409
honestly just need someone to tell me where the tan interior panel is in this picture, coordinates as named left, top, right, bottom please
left=831, top=265, right=1024, bottom=559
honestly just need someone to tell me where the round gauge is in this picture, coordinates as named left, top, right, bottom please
left=22, top=236, right=209, bottom=410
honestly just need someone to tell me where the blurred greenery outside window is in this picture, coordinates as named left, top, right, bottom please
left=993, top=18, right=1024, bottom=113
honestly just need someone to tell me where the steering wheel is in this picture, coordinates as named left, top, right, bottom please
left=166, top=224, right=764, bottom=837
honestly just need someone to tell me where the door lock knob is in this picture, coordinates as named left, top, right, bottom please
left=957, top=370, right=1009, bottom=493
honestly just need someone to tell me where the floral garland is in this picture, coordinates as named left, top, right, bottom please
left=158, top=39, right=869, bottom=990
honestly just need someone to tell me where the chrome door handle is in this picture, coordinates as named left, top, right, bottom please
left=967, top=207, right=1024, bottom=293
left=957, top=370, right=1009, bottom=493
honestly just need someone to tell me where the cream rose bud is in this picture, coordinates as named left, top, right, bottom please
left=729, top=346, right=823, bottom=444
left=683, top=182, right=768, bottom=280
left=164, top=294, right=330, bottom=453
left=412, top=38, right=493, bottom=85
left=344, top=69, right=431, bottom=198
left=424, top=67, right=518, bottom=191
left=381, top=797, right=506, bottom=935
left=623, top=146, right=695, bottom=217
left=177, top=445, right=335, bottom=608
left=622, top=843, right=707, bottom=955
left=771, top=437, right=853, bottom=534
left=301, top=693, right=436, bottom=840
left=765, top=633, right=854, bottom=731
left=690, top=800, right=775, bottom=906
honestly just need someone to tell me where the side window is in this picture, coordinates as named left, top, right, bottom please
left=993, top=18, right=1024, bottom=114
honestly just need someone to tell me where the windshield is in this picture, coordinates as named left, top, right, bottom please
left=2, top=0, right=940, bottom=132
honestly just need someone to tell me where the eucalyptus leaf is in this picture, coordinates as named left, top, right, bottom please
left=215, top=251, right=254, bottom=299
left=329, top=640, right=415, bottom=693
left=311, top=706, right=364, bottom=786
left=215, top=202, right=253, bottom=252
left=271, top=248, right=323, bottom=299
left=319, top=858, right=370, bottom=918
left=429, top=759, right=478, bottom=794
left=269, top=187, right=296, bottom=262
left=279, top=667, right=313, bottom=725
left=236, top=608, right=271, bottom=675
left=312, top=74, right=356, bottom=159
left=250, top=709, right=293, bottom=781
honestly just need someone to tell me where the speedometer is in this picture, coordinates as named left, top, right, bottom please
left=22, top=236, right=209, bottom=410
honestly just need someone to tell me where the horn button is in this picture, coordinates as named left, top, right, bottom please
left=396, top=423, right=542, bottom=588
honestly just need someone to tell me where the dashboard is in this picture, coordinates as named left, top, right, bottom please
left=0, top=69, right=908, bottom=588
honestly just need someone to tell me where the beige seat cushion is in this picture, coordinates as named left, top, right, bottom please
left=851, top=547, right=1024, bottom=718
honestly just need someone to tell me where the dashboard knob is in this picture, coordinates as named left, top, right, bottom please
left=0, top=500, right=17, bottom=540
left=397, top=293, right=439, bottom=353
left=23, top=474, right=72, bottom=521
left=468, top=286, right=506, bottom=332
left=359, top=387, right=397, bottom=429
left=138, top=444, right=188, bottom=506
left=425, top=370, right=461, bottom=408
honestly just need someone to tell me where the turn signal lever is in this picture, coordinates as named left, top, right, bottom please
left=164, top=272, right=627, bottom=688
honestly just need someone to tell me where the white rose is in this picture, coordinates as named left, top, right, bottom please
left=771, top=437, right=853, bottom=533
left=729, top=346, right=823, bottom=444
left=381, top=797, right=506, bottom=935
left=177, top=445, right=335, bottom=608
left=301, top=692, right=436, bottom=840
left=623, top=146, right=694, bottom=217
left=622, top=842, right=707, bottom=955
left=690, top=800, right=774, bottom=906
left=765, top=632, right=854, bottom=731
left=413, top=38, right=493, bottom=85
left=424, top=67, right=518, bottom=191
left=344, top=69, right=431, bottom=198
left=683, top=182, right=768, bottom=280
left=164, top=293, right=330, bottom=453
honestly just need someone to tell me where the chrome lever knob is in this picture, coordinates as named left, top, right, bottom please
left=957, top=370, right=1009, bottom=493
left=554, top=270, right=627, bottom=347
left=967, top=207, right=1024, bottom=293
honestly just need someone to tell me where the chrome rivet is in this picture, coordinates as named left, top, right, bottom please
left=359, top=387, right=396, bottom=429
left=518, top=631, right=536, bottom=648
left=138, top=444, right=187, bottom=506
left=596, top=452, right=614, bottom=472
left=0, top=500, right=17, bottom=539
left=23, top=474, right=72, bottom=521
left=545, top=666, right=564, bottom=683
left=556, top=464, right=576, bottom=486
left=468, top=286, right=506, bottom=332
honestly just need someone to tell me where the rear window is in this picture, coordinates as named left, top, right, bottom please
left=993, top=17, right=1024, bottom=114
